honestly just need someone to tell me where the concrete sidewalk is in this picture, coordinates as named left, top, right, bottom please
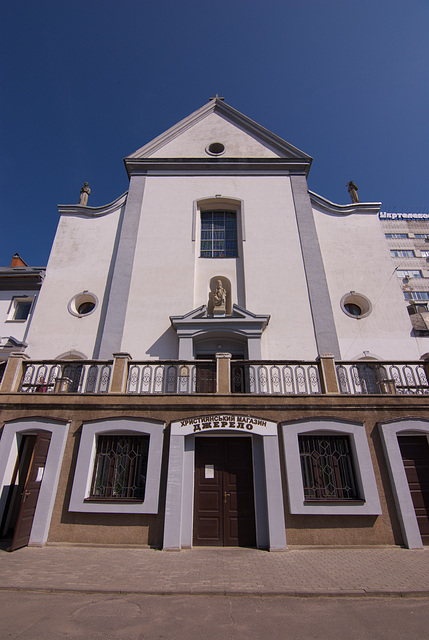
left=0, top=545, right=428, bottom=598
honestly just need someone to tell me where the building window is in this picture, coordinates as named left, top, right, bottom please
left=281, top=420, right=381, bottom=516
left=69, top=419, right=164, bottom=514
left=390, top=249, right=415, bottom=258
left=421, top=251, right=429, bottom=258
left=344, top=302, right=361, bottom=316
left=200, top=211, right=238, bottom=258
left=90, top=435, right=149, bottom=500
left=385, top=233, right=408, bottom=239
left=404, top=291, right=429, bottom=300
left=414, top=234, right=429, bottom=239
left=7, top=297, right=34, bottom=321
left=408, top=304, right=428, bottom=314
left=205, top=142, right=225, bottom=156
left=299, top=435, right=358, bottom=500
left=340, top=292, right=372, bottom=319
left=396, top=270, right=423, bottom=278
left=68, top=291, right=98, bottom=317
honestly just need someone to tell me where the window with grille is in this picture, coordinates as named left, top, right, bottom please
left=90, top=435, right=149, bottom=500
left=200, top=210, right=238, bottom=257
left=299, top=435, right=358, bottom=500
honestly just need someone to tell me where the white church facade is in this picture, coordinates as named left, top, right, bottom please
left=0, top=99, right=428, bottom=551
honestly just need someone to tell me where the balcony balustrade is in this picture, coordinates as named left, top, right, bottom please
left=336, top=361, right=429, bottom=395
left=127, top=361, right=216, bottom=394
left=18, top=361, right=112, bottom=394
left=231, top=361, right=321, bottom=394
left=0, top=354, right=428, bottom=396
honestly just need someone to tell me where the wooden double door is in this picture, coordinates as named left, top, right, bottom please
left=193, top=437, right=256, bottom=547
left=399, top=435, right=429, bottom=545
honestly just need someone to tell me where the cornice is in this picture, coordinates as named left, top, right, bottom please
left=58, top=192, right=128, bottom=218
left=309, top=190, right=381, bottom=216
left=124, top=157, right=311, bottom=178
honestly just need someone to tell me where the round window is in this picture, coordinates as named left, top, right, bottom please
left=68, top=292, right=98, bottom=318
left=341, top=292, right=372, bottom=319
left=77, top=301, right=95, bottom=315
left=344, top=303, right=361, bottom=316
left=206, top=142, right=225, bottom=156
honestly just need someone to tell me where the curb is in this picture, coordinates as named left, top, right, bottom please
left=0, top=586, right=428, bottom=598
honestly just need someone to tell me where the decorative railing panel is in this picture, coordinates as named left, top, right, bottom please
left=231, top=361, right=322, bottom=395
left=127, top=361, right=216, bottom=394
left=336, top=362, right=429, bottom=395
left=20, top=361, right=112, bottom=394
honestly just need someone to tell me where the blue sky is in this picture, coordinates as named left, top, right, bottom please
left=1, top=0, right=428, bottom=266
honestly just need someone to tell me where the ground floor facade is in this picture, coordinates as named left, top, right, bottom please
left=0, top=393, right=428, bottom=551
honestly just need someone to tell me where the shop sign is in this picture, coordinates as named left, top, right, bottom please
left=379, top=212, right=429, bottom=220
left=171, top=414, right=277, bottom=436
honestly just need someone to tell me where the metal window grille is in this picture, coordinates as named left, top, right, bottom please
left=200, top=211, right=238, bottom=257
left=91, top=435, right=149, bottom=499
left=299, top=435, right=358, bottom=500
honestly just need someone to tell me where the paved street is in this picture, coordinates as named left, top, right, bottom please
left=0, top=544, right=428, bottom=597
left=1, top=592, right=429, bottom=640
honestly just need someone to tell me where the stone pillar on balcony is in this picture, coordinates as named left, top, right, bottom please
left=110, top=353, right=132, bottom=393
left=317, top=353, right=340, bottom=394
left=0, top=353, right=30, bottom=393
left=216, top=352, right=231, bottom=394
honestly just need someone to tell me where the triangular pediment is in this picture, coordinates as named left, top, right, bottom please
left=127, top=99, right=311, bottom=161
left=170, top=304, right=270, bottom=334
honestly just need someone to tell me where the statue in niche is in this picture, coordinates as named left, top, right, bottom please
left=212, top=279, right=227, bottom=314
left=347, top=180, right=359, bottom=203
left=79, top=182, right=91, bottom=205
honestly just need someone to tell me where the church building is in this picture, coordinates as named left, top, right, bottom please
left=0, top=99, right=428, bottom=551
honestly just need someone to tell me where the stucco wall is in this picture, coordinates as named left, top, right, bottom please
left=121, top=174, right=318, bottom=360
left=26, top=205, right=122, bottom=360
left=313, top=204, right=422, bottom=360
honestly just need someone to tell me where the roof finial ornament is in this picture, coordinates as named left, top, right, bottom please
left=347, top=180, right=359, bottom=203
left=209, top=94, right=225, bottom=101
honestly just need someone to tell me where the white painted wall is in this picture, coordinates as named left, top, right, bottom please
left=26, top=205, right=122, bottom=360
left=121, top=174, right=318, bottom=360
left=314, top=204, right=422, bottom=360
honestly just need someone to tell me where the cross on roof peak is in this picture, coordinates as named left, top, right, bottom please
left=209, top=94, right=225, bottom=101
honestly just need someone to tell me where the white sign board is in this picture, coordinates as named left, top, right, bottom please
left=171, top=414, right=277, bottom=436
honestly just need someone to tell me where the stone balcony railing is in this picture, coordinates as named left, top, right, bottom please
left=0, top=352, right=428, bottom=396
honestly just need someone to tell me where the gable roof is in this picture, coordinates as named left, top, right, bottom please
left=126, top=98, right=312, bottom=162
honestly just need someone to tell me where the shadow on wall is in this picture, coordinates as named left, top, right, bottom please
left=146, top=326, right=179, bottom=359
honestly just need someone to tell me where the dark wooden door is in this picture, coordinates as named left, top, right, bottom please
left=399, top=435, right=429, bottom=545
left=193, top=437, right=256, bottom=547
left=195, top=363, right=216, bottom=393
left=9, top=432, right=51, bottom=551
